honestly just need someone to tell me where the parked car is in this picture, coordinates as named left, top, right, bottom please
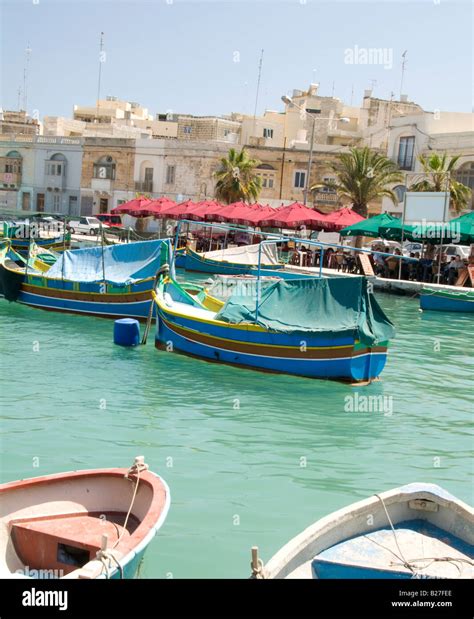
left=403, top=242, right=423, bottom=256
left=96, top=213, right=123, bottom=228
left=68, top=217, right=110, bottom=236
left=434, top=244, right=470, bottom=261
left=363, top=239, right=402, bottom=253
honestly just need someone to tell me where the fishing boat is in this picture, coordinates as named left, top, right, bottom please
left=0, top=457, right=169, bottom=580
left=153, top=267, right=395, bottom=382
left=0, top=239, right=170, bottom=319
left=184, top=242, right=284, bottom=275
left=420, top=287, right=474, bottom=313
left=250, top=483, right=473, bottom=579
left=10, top=234, right=70, bottom=254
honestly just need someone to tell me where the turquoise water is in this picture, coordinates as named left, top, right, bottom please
left=1, top=279, right=473, bottom=578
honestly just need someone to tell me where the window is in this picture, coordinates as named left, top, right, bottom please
left=397, top=136, right=415, bottom=170
left=183, top=126, right=192, bottom=135
left=52, top=194, right=61, bottom=213
left=393, top=185, right=407, bottom=203
left=263, top=128, right=274, bottom=139
left=68, top=196, right=78, bottom=213
left=46, top=162, right=63, bottom=176
left=166, top=165, right=176, bottom=184
left=5, top=161, right=21, bottom=174
left=93, top=156, right=116, bottom=180
left=294, top=171, right=306, bottom=189
left=320, top=176, right=336, bottom=193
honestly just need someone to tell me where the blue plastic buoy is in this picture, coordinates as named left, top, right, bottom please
left=114, top=318, right=140, bottom=347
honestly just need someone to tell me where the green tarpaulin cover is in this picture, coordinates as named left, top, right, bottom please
left=215, top=276, right=395, bottom=346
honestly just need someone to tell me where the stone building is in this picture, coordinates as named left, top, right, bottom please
left=80, top=138, right=135, bottom=214
left=0, top=110, right=41, bottom=137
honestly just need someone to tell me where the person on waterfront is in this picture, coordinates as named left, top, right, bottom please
left=446, top=256, right=466, bottom=285
left=372, top=247, right=387, bottom=277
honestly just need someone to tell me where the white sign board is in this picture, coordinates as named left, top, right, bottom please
left=404, top=192, right=447, bottom=224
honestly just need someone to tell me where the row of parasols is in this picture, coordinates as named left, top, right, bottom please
left=111, top=197, right=365, bottom=232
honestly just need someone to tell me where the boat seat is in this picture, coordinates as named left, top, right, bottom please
left=11, top=512, right=132, bottom=575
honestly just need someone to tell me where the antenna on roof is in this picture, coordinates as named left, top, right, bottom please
left=253, top=49, right=264, bottom=130
left=23, top=43, right=31, bottom=112
left=96, top=32, right=105, bottom=123
left=400, top=50, right=408, bottom=100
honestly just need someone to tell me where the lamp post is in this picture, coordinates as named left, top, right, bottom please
left=281, top=95, right=350, bottom=205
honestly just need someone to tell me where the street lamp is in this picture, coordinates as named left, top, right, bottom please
left=281, top=95, right=350, bottom=205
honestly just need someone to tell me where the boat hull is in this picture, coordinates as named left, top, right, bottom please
left=16, top=276, right=155, bottom=319
left=420, top=291, right=474, bottom=313
left=184, top=247, right=283, bottom=275
left=155, top=305, right=388, bottom=382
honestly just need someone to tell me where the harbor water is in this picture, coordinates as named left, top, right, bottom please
left=1, top=277, right=473, bottom=578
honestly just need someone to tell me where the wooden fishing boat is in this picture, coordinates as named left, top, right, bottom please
left=184, top=243, right=284, bottom=275
left=0, top=457, right=170, bottom=579
left=0, top=239, right=170, bottom=319
left=153, top=268, right=395, bottom=382
left=10, top=234, right=70, bottom=254
left=420, top=287, right=474, bottom=313
left=251, top=483, right=473, bottom=579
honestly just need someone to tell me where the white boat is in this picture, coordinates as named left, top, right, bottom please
left=251, top=483, right=473, bottom=579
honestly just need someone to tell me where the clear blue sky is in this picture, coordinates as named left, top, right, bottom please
left=1, top=0, right=472, bottom=120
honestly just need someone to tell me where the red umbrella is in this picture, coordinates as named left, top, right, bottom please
left=243, top=204, right=279, bottom=226
left=111, top=197, right=152, bottom=216
left=187, top=200, right=223, bottom=222
left=139, top=197, right=176, bottom=218
left=160, top=200, right=197, bottom=219
left=319, top=206, right=365, bottom=231
left=258, top=202, right=328, bottom=230
left=214, top=201, right=255, bottom=223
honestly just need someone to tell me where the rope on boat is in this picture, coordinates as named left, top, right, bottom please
left=368, top=494, right=474, bottom=577
left=96, top=457, right=149, bottom=578
left=373, top=494, right=416, bottom=575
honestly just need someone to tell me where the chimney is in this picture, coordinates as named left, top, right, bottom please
left=363, top=89, right=372, bottom=98
left=400, top=94, right=408, bottom=102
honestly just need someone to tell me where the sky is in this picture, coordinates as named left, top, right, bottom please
left=1, top=0, right=472, bottom=121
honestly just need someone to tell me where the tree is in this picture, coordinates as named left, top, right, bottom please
left=409, top=153, right=471, bottom=214
left=311, top=147, right=403, bottom=218
left=214, top=148, right=262, bottom=204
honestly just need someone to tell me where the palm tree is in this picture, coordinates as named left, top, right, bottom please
left=409, top=153, right=471, bottom=214
left=214, top=148, right=262, bottom=204
left=311, top=147, right=403, bottom=218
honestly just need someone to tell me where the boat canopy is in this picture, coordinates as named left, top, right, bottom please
left=202, top=242, right=279, bottom=266
left=215, top=276, right=396, bottom=346
left=46, top=239, right=168, bottom=284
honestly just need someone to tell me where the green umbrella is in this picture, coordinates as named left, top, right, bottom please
left=448, top=211, right=474, bottom=244
left=339, top=212, right=399, bottom=238
left=378, top=219, right=417, bottom=242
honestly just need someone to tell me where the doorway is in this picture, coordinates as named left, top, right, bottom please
left=99, top=198, right=109, bottom=213
left=36, top=193, right=45, bottom=212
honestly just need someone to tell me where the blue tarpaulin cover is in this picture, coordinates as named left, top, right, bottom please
left=46, top=240, right=166, bottom=285
left=215, top=276, right=396, bottom=345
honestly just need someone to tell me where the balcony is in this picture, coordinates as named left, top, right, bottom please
left=44, top=173, right=66, bottom=190
left=91, top=178, right=113, bottom=192
left=1, top=171, right=21, bottom=189
left=135, top=180, right=154, bottom=193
